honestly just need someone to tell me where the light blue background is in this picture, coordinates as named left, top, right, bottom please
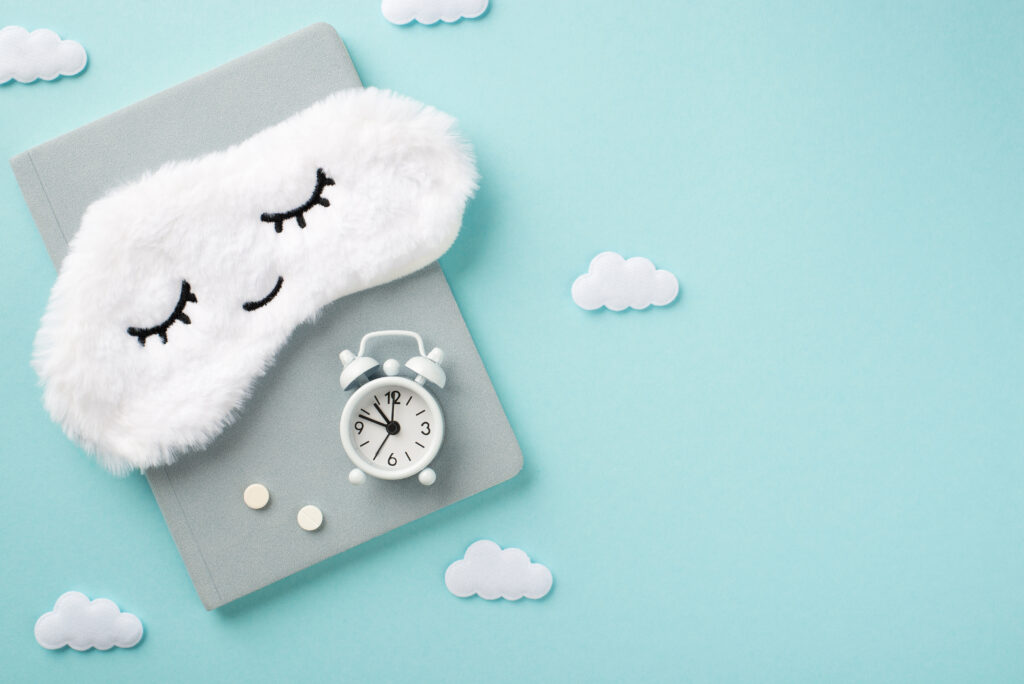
left=1, top=1, right=1022, bottom=681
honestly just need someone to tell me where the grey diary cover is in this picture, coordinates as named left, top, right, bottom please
left=11, top=23, right=522, bottom=609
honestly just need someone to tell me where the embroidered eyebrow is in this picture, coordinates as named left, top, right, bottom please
left=127, top=280, right=197, bottom=346
left=260, top=168, right=335, bottom=233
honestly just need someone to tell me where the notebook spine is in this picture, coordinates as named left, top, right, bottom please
left=9, top=151, right=69, bottom=265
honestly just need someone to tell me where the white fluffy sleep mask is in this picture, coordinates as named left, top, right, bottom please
left=34, top=87, right=477, bottom=474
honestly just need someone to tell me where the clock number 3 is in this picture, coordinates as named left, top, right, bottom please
left=421, top=422, right=430, bottom=435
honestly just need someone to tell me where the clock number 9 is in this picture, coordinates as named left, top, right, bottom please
left=354, top=421, right=364, bottom=434
left=421, top=422, right=430, bottom=435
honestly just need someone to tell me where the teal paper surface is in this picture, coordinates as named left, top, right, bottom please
left=0, top=2, right=1022, bottom=682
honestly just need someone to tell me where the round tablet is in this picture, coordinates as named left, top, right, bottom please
left=297, top=505, right=323, bottom=531
left=243, top=483, right=270, bottom=510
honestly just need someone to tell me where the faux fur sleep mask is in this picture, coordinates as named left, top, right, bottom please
left=34, top=87, right=477, bottom=474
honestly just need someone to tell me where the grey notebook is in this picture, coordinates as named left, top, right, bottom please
left=11, top=23, right=522, bottom=610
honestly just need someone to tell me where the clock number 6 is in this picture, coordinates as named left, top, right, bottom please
left=387, top=454, right=398, bottom=466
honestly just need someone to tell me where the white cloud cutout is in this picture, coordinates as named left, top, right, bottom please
left=382, top=0, right=489, bottom=25
left=0, top=26, right=87, bottom=84
left=34, top=591, right=143, bottom=651
left=445, top=540, right=552, bottom=600
left=571, top=251, right=679, bottom=311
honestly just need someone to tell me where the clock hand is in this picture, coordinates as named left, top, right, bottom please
left=375, top=433, right=390, bottom=458
left=358, top=413, right=388, bottom=428
left=390, top=395, right=396, bottom=423
left=373, top=402, right=390, bottom=424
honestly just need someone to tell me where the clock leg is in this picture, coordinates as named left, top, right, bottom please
left=348, top=468, right=366, bottom=485
left=418, top=468, right=436, bottom=486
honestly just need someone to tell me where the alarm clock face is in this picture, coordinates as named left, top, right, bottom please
left=340, top=376, right=444, bottom=480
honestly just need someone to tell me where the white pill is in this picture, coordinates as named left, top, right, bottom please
left=297, top=505, right=323, bottom=531
left=349, top=468, right=366, bottom=485
left=418, top=468, right=436, bottom=486
left=243, top=483, right=270, bottom=510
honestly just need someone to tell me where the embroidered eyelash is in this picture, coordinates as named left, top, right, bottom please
left=260, top=168, right=335, bottom=233
left=127, top=280, right=197, bottom=346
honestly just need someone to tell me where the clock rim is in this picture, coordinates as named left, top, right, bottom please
left=340, top=375, right=444, bottom=480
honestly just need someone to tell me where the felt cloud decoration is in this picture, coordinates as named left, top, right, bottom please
left=35, top=592, right=143, bottom=651
left=34, top=87, right=477, bottom=474
left=0, top=26, right=87, bottom=84
left=445, top=540, right=553, bottom=600
left=572, top=252, right=679, bottom=311
left=382, top=0, right=488, bottom=25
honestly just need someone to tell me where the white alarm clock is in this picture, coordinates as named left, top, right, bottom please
left=338, top=330, right=446, bottom=486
